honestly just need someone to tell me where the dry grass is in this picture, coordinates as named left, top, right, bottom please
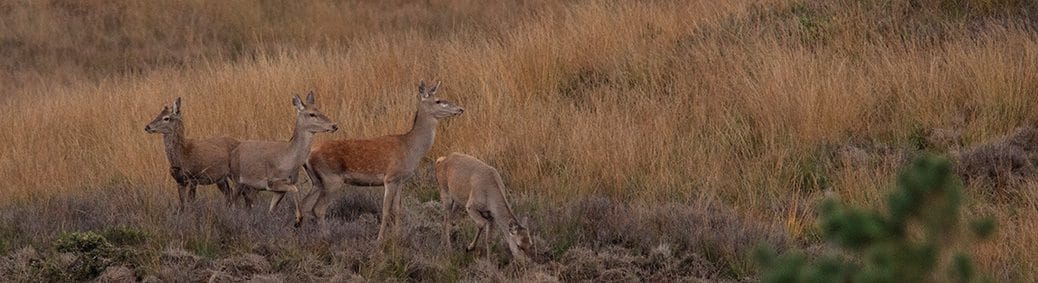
left=2, top=0, right=1038, bottom=281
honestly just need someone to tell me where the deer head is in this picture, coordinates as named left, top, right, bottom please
left=145, top=97, right=184, bottom=134
left=293, top=90, right=338, bottom=134
left=417, top=80, right=464, bottom=119
left=508, top=217, right=533, bottom=255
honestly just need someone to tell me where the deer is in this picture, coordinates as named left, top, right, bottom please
left=435, top=153, right=532, bottom=262
left=145, top=97, right=241, bottom=212
left=302, top=80, right=464, bottom=243
left=229, top=91, right=338, bottom=226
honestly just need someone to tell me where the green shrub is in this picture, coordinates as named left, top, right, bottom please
left=100, top=226, right=148, bottom=246
left=757, top=154, right=996, bottom=282
left=49, top=230, right=146, bottom=281
left=187, top=239, right=220, bottom=259
left=53, top=231, right=117, bottom=281
left=54, top=231, right=113, bottom=254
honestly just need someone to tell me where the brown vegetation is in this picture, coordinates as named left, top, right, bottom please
left=2, top=0, right=1038, bottom=281
left=955, top=127, right=1038, bottom=201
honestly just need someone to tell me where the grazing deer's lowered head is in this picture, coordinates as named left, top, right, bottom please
left=508, top=218, right=533, bottom=255
left=436, top=153, right=532, bottom=262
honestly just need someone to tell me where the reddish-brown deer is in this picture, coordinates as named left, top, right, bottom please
left=435, top=153, right=532, bottom=262
left=145, top=97, right=240, bottom=212
left=303, top=80, right=463, bottom=243
left=229, top=91, right=338, bottom=226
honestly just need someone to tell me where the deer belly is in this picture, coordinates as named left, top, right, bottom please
left=343, top=173, right=385, bottom=186
left=172, top=167, right=220, bottom=185
left=237, top=177, right=270, bottom=190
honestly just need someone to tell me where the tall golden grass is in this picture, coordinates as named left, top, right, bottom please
left=2, top=0, right=1037, bottom=280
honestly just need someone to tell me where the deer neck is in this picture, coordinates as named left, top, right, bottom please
left=489, top=178, right=519, bottom=228
left=400, top=109, right=438, bottom=170
left=282, top=122, right=315, bottom=170
left=492, top=200, right=519, bottom=228
left=162, top=124, right=188, bottom=169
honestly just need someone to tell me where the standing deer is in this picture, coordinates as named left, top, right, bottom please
left=303, top=80, right=463, bottom=242
left=229, top=91, right=338, bottom=226
left=435, top=153, right=531, bottom=261
left=145, top=97, right=240, bottom=212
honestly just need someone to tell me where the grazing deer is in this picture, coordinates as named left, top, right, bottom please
left=145, top=97, right=240, bottom=212
left=303, top=80, right=463, bottom=242
left=435, top=153, right=531, bottom=261
left=229, top=91, right=338, bottom=226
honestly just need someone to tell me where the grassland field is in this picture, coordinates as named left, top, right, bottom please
left=1, top=0, right=1038, bottom=281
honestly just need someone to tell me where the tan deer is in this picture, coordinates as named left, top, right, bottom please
left=435, top=153, right=531, bottom=261
left=145, top=97, right=240, bottom=212
left=229, top=91, right=338, bottom=226
left=303, top=80, right=463, bottom=242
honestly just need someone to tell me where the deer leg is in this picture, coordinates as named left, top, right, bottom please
left=467, top=226, right=484, bottom=253
left=188, top=183, right=198, bottom=203
left=229, top=183, right=240, bottom=207
left=465, top=205, right=490, bottom=253
left=300, top=187, right=322, bottom=222
left=308, top=173, right=342, bottom=230
left=217, top=179, right=233, bottom=206
left=377, top=183, right=399, bottom=243
left=442, top=199, right=454, bottom=251
left=392, top=183, right=404, bottom=236
left=312, top=189, right=331, bottom=229
left=267, top=183, right=302, bottom=227
left=439, top=176, right=453, bottom=250
left=485, top=222, right=492, bottom=257
left=300, top=165, right=322, bottom=223
left=242, top=186, right=255, bottom=209
left=289, top=186, right=303, bottom=228
left=269, top=192, right=285, bottom=214
left=230, top=183, right=247, bottom=208
left=176, top=184, right=190, bottom=213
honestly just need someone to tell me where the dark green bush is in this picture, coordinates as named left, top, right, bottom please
left=53, top=231, right=117, bottom=281
left=50, top=230, right=145, bottom=281
left=100, top=226, right=148, bottom=246
left=757, top=154, right=996, bottom=283
left=54, top=231, right=113, bottom=254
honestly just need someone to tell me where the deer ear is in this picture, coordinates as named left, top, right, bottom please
left=171, top=97, right=182, bottom=115
left=292, top=95, right=306, bottom=111
left=305, top=90, right=316, bottom=106
left=418, top=80, right=430, bottom=100
left=428, top=81, right=441, bottom=96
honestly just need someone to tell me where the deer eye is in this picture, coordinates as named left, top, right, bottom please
left=308, top=113, right=316, bottom=117
left=162, top=117, right=170, bottom=121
